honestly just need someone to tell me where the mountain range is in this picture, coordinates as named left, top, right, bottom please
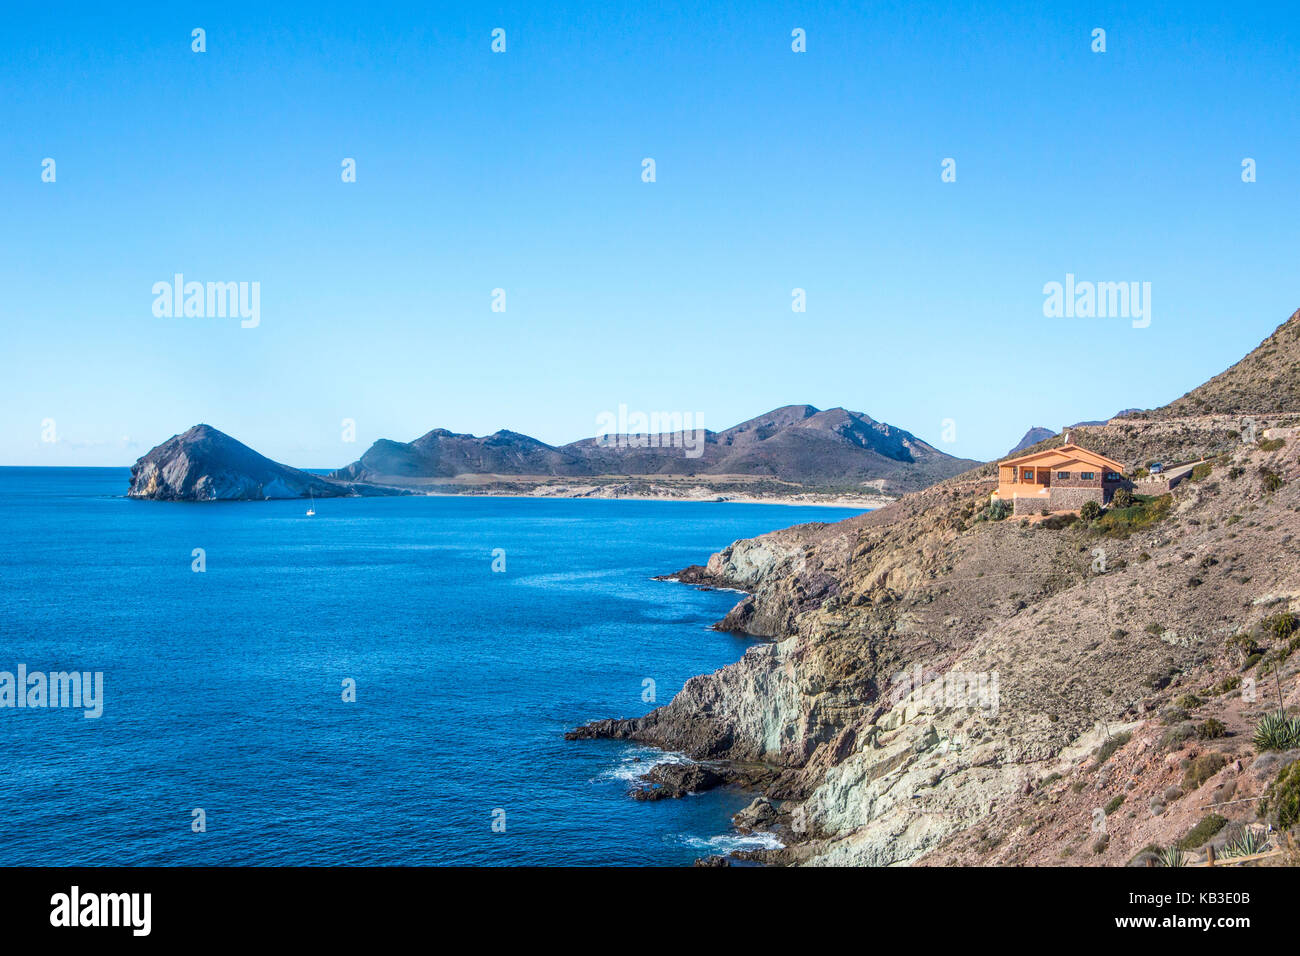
left=127, top=405, right=979, bottom=501
left=331, top=405, right=976, bottom=494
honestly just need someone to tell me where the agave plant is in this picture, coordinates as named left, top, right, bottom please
left=1252, top=710, right=1300, bottom=752
left=1158, top=845, right=1187, bottom=867
left=1221, top=827, right=1266, bottom=858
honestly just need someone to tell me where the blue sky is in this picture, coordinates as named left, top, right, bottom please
left=2, top=1, right=1298, bottom=466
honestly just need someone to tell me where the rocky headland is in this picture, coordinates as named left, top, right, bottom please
left=568, top=307, right=1300, bottom=866
left=127, top=424, right=408, bottom=501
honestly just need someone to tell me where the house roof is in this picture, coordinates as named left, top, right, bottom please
left=999, top=443, right=1126, bottom=473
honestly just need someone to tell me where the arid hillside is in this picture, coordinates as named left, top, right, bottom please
left=568, top=305, right=1300, bottom=867
left=1148, top=307, right=1300, bottom=417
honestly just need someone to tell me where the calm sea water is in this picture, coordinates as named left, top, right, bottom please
left=0, top=467, right=860, bottom=866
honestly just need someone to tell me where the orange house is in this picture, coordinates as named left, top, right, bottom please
left=993, top=442, right=1128, bottom=514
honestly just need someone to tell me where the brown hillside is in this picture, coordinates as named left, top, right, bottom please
left=1153, top=307, right=1300, bottom=416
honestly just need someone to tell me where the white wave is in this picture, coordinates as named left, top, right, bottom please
left=512, top=568, right=624, bottom=589
left=598, top=746, right=692, bottom=782
left=678, top=831, right=785, bottom=853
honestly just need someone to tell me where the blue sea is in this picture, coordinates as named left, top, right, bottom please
left=0, top=467, right=861, bottom=866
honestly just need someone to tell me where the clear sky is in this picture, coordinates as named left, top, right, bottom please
left=3, top=1, right=1298, bottom=467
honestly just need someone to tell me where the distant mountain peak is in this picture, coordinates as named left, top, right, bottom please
left=1008, top=426, right=1057, bottom=456
left=331, top=405, right=979, bottom=495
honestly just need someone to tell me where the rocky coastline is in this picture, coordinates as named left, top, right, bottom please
left=568, top=403, right=1300, bottom=866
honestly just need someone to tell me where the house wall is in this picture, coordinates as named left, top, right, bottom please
left=1132, top=476, right=1173, bottom=495
left=1052, top=470, right=1103, bottom=489
left=1048, top=486, right=1104, bottom=511
left=1013, top=496, right=1048, bottom=515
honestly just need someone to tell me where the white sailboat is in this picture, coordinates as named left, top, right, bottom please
left=306, top=489, right=316, bottom=516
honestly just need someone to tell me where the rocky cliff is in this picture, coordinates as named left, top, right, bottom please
left=128, top=425, right=407, bottom=501
left=569, top=307, right=1300, bottom=866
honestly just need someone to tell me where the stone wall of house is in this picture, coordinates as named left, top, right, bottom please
left=1132, top=477, right=1172, bottom=495
left=1052, top=472, right=1103, bottom=489
left=1048, top=487, right=1104, bottom=511
left=1013, top=496, right=1049, bottom=515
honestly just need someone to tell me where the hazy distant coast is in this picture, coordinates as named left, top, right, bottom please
left=126, top=405, right=973, bottom=503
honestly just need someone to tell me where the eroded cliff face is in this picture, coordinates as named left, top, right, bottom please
left=570, top=415, right=1300, bottom=865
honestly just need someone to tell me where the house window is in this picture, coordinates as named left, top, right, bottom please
left=1023, top=470, right=1034, bottom=481
left=1057, top=471, right=1070, bottom=480
left=1105, top=472, right=1122, bottom=482
left=1080, top=472, right=1096, bottom=481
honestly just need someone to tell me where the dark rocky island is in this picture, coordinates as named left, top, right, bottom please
left=128, top=424, right=408, bottom=501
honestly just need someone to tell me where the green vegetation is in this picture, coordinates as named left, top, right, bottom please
left=1177, top=814, right=1227, bottom=850
left=1260, top=467, right=1284, bottom=493
left=1182, top=752, right=1228, bottom=790
left=1260, top=761, right=1300, bottom=831
left=1176, top=693, right=1203, bottom=710
left=1079, top=500, right=1102, bottom=521
left=1161, top=707, right=1189, bottom=725
left=1110, top=487, right=1134, bottom=509
left=1257, top=437, right=1286, bottom=452
left=1252, top=711, right=1300, bottom=752
left=1206, top=675, right=1241, bottom=696
left=1037, top=512, right=1078, bottom=530
left=1189, top=462, right=1213, bottom=482
left=1104, top=794, right=1125, bottom=815
left=1196, top=718, right=1227, bottom=740
left=1091, top=731, right=1132, bottom=769
left=1157, top=846, right=1188, bottom=867
left=1160, top=724, right=1194, bottom=750
left=1090, top=494, right=1173, bottom=539
left=1261, top=612, right=1298, bottom=642
left=981, top=498, right=1012, bottom=521
left=1222, top=826, right=1266, bottom=859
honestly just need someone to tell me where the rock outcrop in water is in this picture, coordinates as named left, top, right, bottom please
left=569, top=306, right=1300, bottom=866
left=128, top=424, right=406, bottom=501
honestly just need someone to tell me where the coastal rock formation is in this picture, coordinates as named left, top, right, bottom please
left=128, top=424, right=405, bottom=501
left=569, top=305, right=1300, bottom=866
left=630, top=762, right=725, bottom=801
left=332, top=405, right=978, bottom=497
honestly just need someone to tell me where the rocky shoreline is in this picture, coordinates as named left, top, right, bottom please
left=566, top=403, right=1300, bottom=867
left=567, top=538, right=822, bottom=863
